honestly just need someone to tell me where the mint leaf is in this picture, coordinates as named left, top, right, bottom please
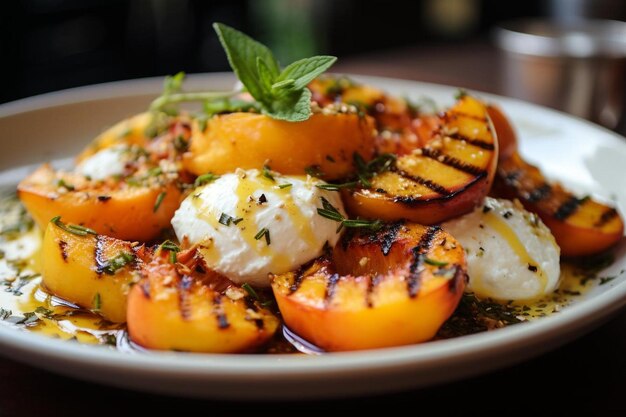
left=256, top=57, right=275, bottom=100
left=276, top=56, right=337, bottom=91
left=213, top=22, right=280, bottom=102
left=265, top=88, right=312, bottom=122
left=271, top=79, right=295, bottom=91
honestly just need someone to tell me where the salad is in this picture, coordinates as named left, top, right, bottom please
left=2, top=23, right=623, bottom=353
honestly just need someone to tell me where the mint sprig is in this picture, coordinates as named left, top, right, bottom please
left=150, top=23, right=337, bottom=123
left=213, top=23, right=336, bottom=122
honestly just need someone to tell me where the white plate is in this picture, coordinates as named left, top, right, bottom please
left=0, top=74, right=624, bottom=400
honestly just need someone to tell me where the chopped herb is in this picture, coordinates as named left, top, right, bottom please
left=159, top=240, right=180, bottom=252
left=153, top=191, right=167, bottom=212
left=316, top=197, right=382, bottom=232
left=195, top=172, right=220, bottom=187
left=218, top=213, right=242, bottom=226
left=147, top=167, right=163, bottom=177
left=92, top=293, right=102, bottom=311
left=599, top=276, right=616, bottom=285
left=125, top=177, right=142, bottom=187
left=424, top=258, right=449, bottom=267
left=102, top=333, right=117, bottom=346
left=4, top=273, right=39, bottom=296
left=341, top=219, right=383, bottom=229
left=197, top=116, right=208, bottom=132
left=242, top=283, right=259, bottom=300
left=0, top=308, right=11, bottom=320
left=16, top=312, right=41, bottom=327
left=169, top=251, right=177, bottom=264
left=173, top=135, right=189, bottom=152
left=315, top=182, right=357, bottom=191
left=352, top=152, right=396, bottom=188
left=254, top=227, right=271, bottom=245
left=455, top=89, right=468, bottom=100
left=305, top=165, right=324, bottom=178
left=277, top=183, right=292, bottom=189
left=34, top=306, right=54, bottom=319
left=100, top=252, right=135, bottom=275
left=262, top=165, right=275, bottom=182
left=51, top=216, right=97, bottom=237
left=261, top=299, right=275, bottom=308
left=57, top=179, right=75, bottom=191
left=437, top=292, right=522, bottom=338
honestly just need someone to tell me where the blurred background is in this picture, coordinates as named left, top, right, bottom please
left=1, top=0, right=625, bottom=131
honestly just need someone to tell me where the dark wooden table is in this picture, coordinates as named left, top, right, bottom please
left=2, top=42, right=626, bottom=414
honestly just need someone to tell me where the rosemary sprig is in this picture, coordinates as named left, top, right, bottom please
left=51, top=216, right=97, bottom=237
left=316, top=197, right=382, bottom=232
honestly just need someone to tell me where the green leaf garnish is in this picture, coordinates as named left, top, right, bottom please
left=153, top=191, right=167, bottom=212
left=51, top=216, right=97, bottom=237
left=316, top=197, right=382, bottom=232
left=194, top=172, right=220, bottom=187
left=275, top=56, right=337, bottom=92
left=100, top=252, right=135, bottom=275
left=150, top=23, right=337, bottom=123
left=241, top=283, right=259, bottom=300
left=424, top=257, right=449, bottom=267
left=254, top=227, right=271, bottom=245
left=214, top=23, right=280, bottom=101
left=92, top=293, right=102, bottom=311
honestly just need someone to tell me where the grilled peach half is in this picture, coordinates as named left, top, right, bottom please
left=309, top=77, right=427, bottom=155
left=18, top=164, right=182, bottom=241
left=183, top=112, right=376, bottom=180
left=343, top=95, right=499, bottom=224
left=495, top=153, right=624, bottom=257
left=272, top=222, right=467, bottom=351
left=41, top=218, right=143, bottom=323
left=127, top=248, right=280, bottom=353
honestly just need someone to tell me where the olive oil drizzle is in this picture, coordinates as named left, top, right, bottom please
left=482, top=211, right=548, bottom=292
left=0, top=192, right=621, bottom=353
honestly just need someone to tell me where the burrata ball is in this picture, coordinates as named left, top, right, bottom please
left=442, top=197, right=560, bottom=300
left=172, top=169, right=346, bottom=286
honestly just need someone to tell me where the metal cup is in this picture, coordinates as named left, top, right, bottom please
left=495, top=19, right=626, bottom=132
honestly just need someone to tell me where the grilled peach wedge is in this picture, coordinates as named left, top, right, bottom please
left=127, top=248, right=280, bottom=353
left=488, top=105, right=624, bottom=257
left=343, top=95, right=499, bottom=225
left=272, top=222, right=467, bottom=351
left=495, top=153, right=624, bottom=257
left=42, top=217, right=144, bottom=323
left=183, top=112, right=376, bottom=181
left=18, top=164, right=183, bottom=241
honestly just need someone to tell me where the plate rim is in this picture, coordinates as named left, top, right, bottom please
left=1, top=73, right=625, bottom=396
